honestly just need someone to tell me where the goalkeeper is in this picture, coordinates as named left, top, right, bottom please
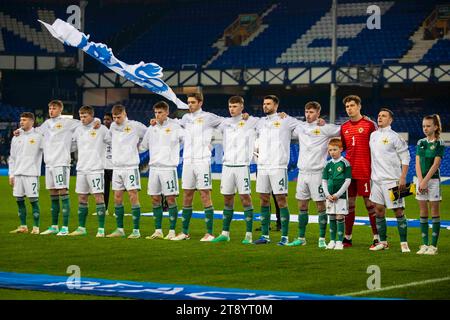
left=368, top=108, right=411, bottom=253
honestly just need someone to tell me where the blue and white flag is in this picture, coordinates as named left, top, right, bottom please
left=39, top=18, right=188, bottom=109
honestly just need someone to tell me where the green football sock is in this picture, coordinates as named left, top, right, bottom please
left=16, top=197, right=26, bottom=226
left=329, top=215, right=337, bottom=241
left=431, top=216, right=440, bottom=247
left=131, top=205, right=141, bottom=230
left=280, top=207, right=290, bottom=237
left=205, top=206, right=214, bottom=234
left=420, top=217, right=429, bottom=245
left=260, top=206, right=270, bottom=236
left=337, top=219, right=345, bottom=242
left=376, top=217, right=387, bottom=242
left=30, top=198, right=40, bottom=227
left=168, top=204, right=178, bottom=230
left=182, top=206, right=193, bottom=234
left=222, top=206, right=234, bottom=232
left=61, top=194, right=70, bottom=227
left=153, top=204, right=163, bottom=229
left=318, top=210, right=327, bottom=238
left=50, top=195, right=60, bottom=225
left=298, top=210, right=308, bottom=238
left=243, top=206, right=254, bottom=233
left=115, top=204, right=124, bottom=228
left=396, top=215, right=408, bottom=242
left=78, top=203, right=88, bottom=228
left=96, top=203, right=106, bottom=229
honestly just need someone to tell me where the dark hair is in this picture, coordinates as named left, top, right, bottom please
left=48, top=99, right=64, bottom=109
left=305, top=101, right=321, bottom=112
left=342, top=95, right=361, bottom=106
left=228, top=96, right=244, bottom=104
left=112, top=104, right=126, bottom=115
left=104, top=112, right=112, bottom=118
left=153, top=101, right=170, bottom=111
left=79, top=105, right=94, bottom=116
left=20, top=112, right=35, bottom=121
left=379, top=107, right=394, bottom=119
left=423, top=114, right=442, bottom=139
left=187, top=92, right=203, bottom=102
left=264, top=95, right=279, bottom=105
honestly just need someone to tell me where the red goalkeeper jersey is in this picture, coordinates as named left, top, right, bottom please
left=340, top=117, right=377, bottom=180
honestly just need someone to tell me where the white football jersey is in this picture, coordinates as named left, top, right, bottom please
left=37, top=116, right=81, bottom=167
left=72, top=121, right=111, bottom=174
left=9, top=128, right=43, bottom=177
left=218, top=115, right=259, bottom=166
left=255, top=113, right=300, bottom=170
left=179, top=109, right=223, bottom=164
left=370, top=125, right=410, bottom=184
left=294, top=121, right=340, bottom=173
left=140, top=118, right=184, bottom=168
left=110, top=118, right=147, bottom=169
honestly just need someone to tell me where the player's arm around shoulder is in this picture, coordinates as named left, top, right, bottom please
left=138, top=126, right=152, bottom=153
left=324, top=123, right=341, bottom=137
left=283, top=114, right=304, bottom=131
left=130, top=120, right=148, bottom=138
left=207, top=111, right=226, bottom=128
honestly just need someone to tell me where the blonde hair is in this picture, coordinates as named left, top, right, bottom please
left=112, top=104, right=126, bottom=115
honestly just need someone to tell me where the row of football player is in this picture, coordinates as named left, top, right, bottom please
left=8, top=94, right=444, bottom=254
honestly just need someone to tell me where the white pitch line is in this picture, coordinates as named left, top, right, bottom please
left=338, top=276, right=450, bottom=297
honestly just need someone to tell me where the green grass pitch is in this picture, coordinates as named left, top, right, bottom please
left=0, top=176, right=448, bottom=300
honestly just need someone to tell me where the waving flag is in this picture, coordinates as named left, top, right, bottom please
left=39, top=18, right=188, bottom=109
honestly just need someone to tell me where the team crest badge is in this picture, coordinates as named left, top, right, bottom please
left=382, top=137, right=389, bottom=145
left=430, top=145, right=435, bottom=150
left=358, top=127, right=364, bottom=133
left=124, top=126, right=132, bottom=133
left=90, top=130, right=97, bottom=138
left=165, top=127, right=172, bottom=134
left=337, top=166, right=343, bottom=172
left=273, top=121, right=281, bottom=128
left=238, top=120, right=245, bottom=128
left=312, top=128, right=321, bottom=135
left=55, top=123, right=63, bottom=130
left=29, top=138, right=36, bottom=144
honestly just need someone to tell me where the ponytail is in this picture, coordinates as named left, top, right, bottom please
left=423, top=114, right=442, bottom=139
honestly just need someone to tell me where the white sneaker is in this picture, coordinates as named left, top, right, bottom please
left=326, top=240, right=336, bottom=250
left=146, top=230, right=164, bottom=240
left=56, top=226, right=69, bottom=236
left=424, top=245, right=438, bottom=255
left=200, top=233, right=215, bottom=242
left=9, top=226, right=28, bottom=234
left=40, top=226, right=59, bottom=235
left=171, top=233, right=191, bottom=241
left=370, top=241, right=389, bottom=251
left=334, top=241, right=344, bottom=250
left=31, top=227, right=40, bottom=234
left=400, top=242, right=411, bottom=253
left=96, top=229, right=105, bottom=238
left=416, top=245, right=429, bottom=255
left=127, top=229, right=141, bottom=239
left=164, top=231, right=176, bottom=240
